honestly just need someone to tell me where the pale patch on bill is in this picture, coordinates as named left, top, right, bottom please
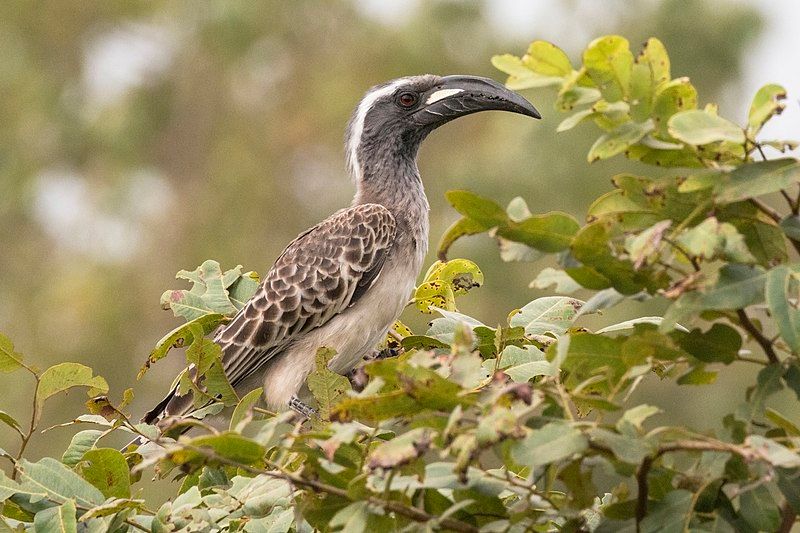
left=426, top=88, right=463, bottom=104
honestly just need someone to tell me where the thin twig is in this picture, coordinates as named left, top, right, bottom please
left=736, top=309, right=780, bottom=365
left=13, top=376, right=41, bottom=480
left=749, top=198, right=782, bottom=223
left=780, top=190, right=796, bottom=214
left=735, top=354, right=769, bottom=366
left=633, top=439, right=760, bottom=531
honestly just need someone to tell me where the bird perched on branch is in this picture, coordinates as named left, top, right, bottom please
left=143, top=74, right=539, bottom=424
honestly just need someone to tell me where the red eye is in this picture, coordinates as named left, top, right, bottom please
left=397, top=92, right=418, bottom=108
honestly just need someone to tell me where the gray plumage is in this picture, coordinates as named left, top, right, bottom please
left=143, top=74, right=539, bottom=425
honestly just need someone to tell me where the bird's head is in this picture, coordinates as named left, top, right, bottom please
left=346, top=74, right=540, bottom=183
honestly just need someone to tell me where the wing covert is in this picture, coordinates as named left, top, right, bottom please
left=216, top=203, right=396, bottom=385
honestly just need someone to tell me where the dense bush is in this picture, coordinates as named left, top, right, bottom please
left=2, top=34, right=799, bottom=532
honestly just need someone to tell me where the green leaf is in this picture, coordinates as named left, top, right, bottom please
left=367, top=428, right=432, bottom=469
left=785, top=362, right=800, bottom=401
left=18, top=457, right=105, bottom=508
left=0, top=332, right=25, bottom=374
left=589, top=428, right=653, bottom=464
left=572, top=222, right=668, bottom=295
left=529, top=268, right=582, bottom=293
left=79, top=498, right=146, bottom=521
left=662, top=265, right=766, bottom=330
left=766, top=408, right=800, bottom=436
left=555, top=333, right=628, bottom=385
left=667, top=110, right=745, bottom=145
left=307, top=347, right=351, bottom=421
left=617, top=404, right=662, bottom=433
left=780, top=215, right=800, bottom=241
left=510, top=296, right=585, bottom=336
left=557, top=108, right=595, bottom=132
left=766, top=265, right=800, bottom=353
left=33, top=499, right=76, bottom=533
left=676, top=365, right=717, bottom=385
left=715, top=159, right=800, bottom=204
left=491, top=54, right=563, bottom=90
left=436, top=216, right=485, bottom=260
left=746, top=435, right=800, bottom=468
left=639, top=490, right=693, bottom=533
left=582, top=35, right=633, bottom=102
left=676, top=217, right=755, bottom=263
left=0, top=469, right=21, bottom=502
left=748, top=83, right=786, bottom=134
left=588, top=120, right=654, bottom=162
left=512, top=422, right=588, bottom=469
left=76, top=448, right=131, bottom=499
left=557, top=84, right=602, bottom=112
left=629, top=37, right=670, bottom=120
left=61, top=430, right=104, bottom=467
left=496, top=211, right=580, bottom=252
left=168, top=432, right=265, bottom=468
left=230, top=387, right=263, bottom=431
left=35, top=364, right=108, bottom=426
left=497, top=345, right=552, bottom=382
left=445, top=190, right=508, bottom=228
left=0, top=410, right=22, bottom=435
left=141, top=312, right=227, bottom=378
left=777, top=467, right=800, bottom=514
left=162, top=260, right=239, bottom=320
left=739, top=485, right=780, bottom=532
left=227, top=270, right=260, bottom=310
left=625, top=219, right=671, bottom=269
left=723, top=211, right=788, bottom=267
left=676, top=324, right=741, bottom=364
left=651, top=78, right=698, bottom=137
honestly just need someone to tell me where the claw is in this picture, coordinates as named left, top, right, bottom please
left=288, top=395, right=316, bottom=418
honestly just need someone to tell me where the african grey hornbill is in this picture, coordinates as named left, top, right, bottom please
left=143, top=74, right=540, bottom=424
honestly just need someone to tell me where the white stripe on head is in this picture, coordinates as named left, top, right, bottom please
left=426, top=88, right=462, bottom=104
left=347, top=78, right=410, bottom=183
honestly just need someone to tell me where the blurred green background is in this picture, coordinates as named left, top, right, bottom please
left=1, top=0, right=798, bottom=472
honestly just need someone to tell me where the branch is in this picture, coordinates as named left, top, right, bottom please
left=780, top=501, right=797, bottom=533
left=736, top=309, right=780, bottom=365
left=13, top=375, right=40, bottom=480
left=183, top=445, right=480, bottom=533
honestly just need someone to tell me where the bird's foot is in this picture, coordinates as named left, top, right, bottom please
left=288, top=395, right=316, bottom=419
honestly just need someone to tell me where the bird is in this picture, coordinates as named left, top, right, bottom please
left=142, top=74, right=540, bottom=426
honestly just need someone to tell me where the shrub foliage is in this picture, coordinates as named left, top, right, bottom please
left=2, top=35, right=800, bottom=532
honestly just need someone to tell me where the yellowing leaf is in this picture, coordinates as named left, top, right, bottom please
left=583, top=35, right=633, bottom=102
left=0, top=332, right=26, bottom=374
left=748, top=83, right=787, bottom=134
left=588, top=120, right=654, bottom=162
left=522, top=41, right=573, bottom=77
left=667, top=110, right=745, bottom=145
left=35, top=364, right=108, bottom=426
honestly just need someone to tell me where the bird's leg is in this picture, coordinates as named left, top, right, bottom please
left=288, top=395, right=316, bottom=418
left=364, top=345, right=401, bottom=362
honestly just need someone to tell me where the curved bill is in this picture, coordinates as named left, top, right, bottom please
left=413, top=75, right=541, bottom=127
